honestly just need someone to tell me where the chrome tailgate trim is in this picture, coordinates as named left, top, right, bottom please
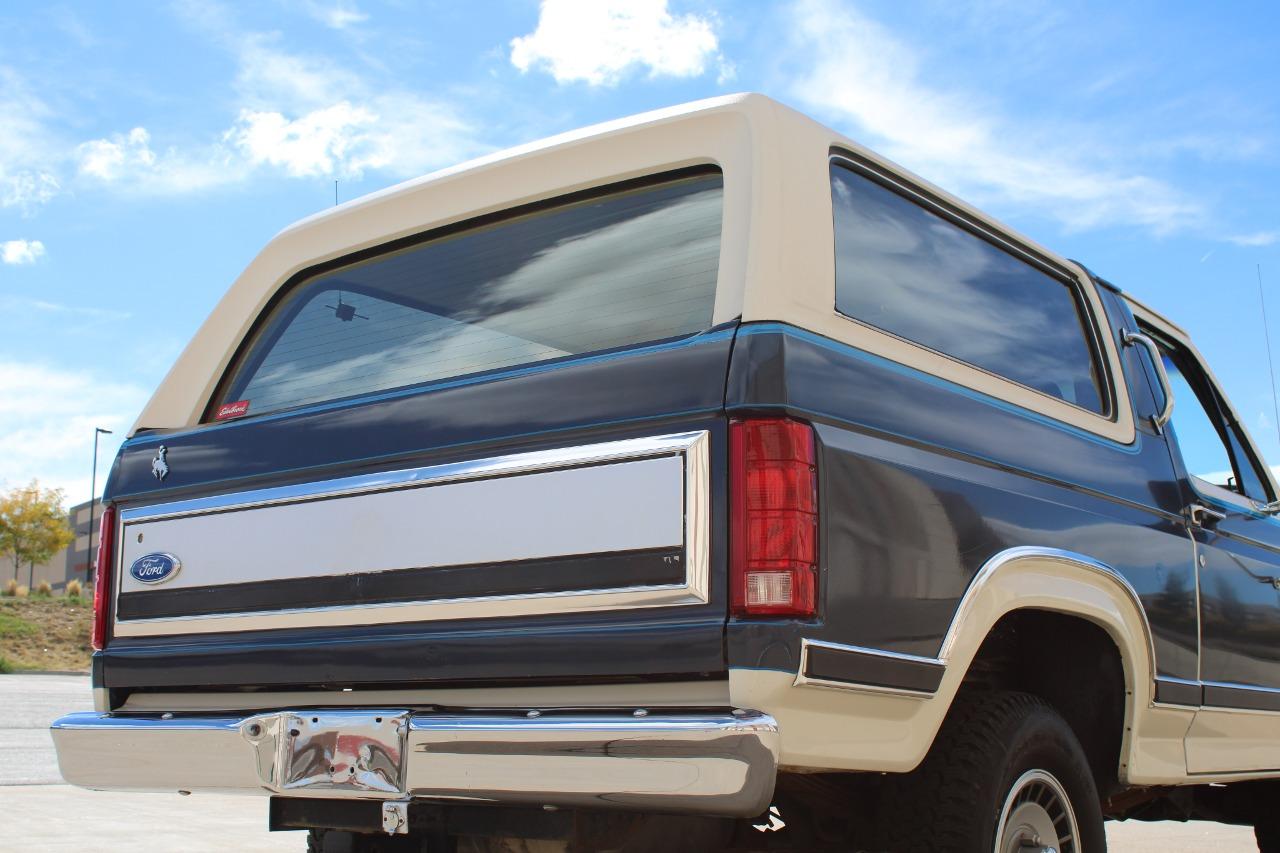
left=113, top=430, right=710, bottom=637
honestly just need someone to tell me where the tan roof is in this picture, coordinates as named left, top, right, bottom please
left=131, top=93, right=1115, bottom=436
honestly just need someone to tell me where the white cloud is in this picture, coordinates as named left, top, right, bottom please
left=226, top=35, right=478, bottom=178
left=1, top=239, right=46, bottom=265
left=1228, top=231, right=1279, bottom=247
left=74, top=127, right=238, bottom=194
left=0, top=295, right=129, bottom=322
left=785, top=0, right=1204, bottom=235
left=68, top=24, right=478, bottom=194
left=0, top=171, right=60, bottom=212
left=298, top=0, right=368, bottom=29
left=228, top=104, right=375, bottom=177
left=76, top=127, right=157, bottom=181
left=0, top=361, right=148, bottom=502
left=510, top=0, right=722, bottom=86
left=235, top=33, right=362, bottom=111
left=0, top=67, right=63, bottom=212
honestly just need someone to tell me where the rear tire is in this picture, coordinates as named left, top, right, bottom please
left=876, top=689, right=1107, bottom=852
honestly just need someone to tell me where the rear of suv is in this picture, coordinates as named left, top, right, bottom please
left=54, top=95, right=1280, bottom=852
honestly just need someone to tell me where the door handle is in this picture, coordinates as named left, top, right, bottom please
left=1188, top=503, right=1227, bottom=527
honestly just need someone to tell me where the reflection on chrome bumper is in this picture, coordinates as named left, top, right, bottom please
left=50, top=709, right=779, bottom=818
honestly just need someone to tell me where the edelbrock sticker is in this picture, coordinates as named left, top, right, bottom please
left=130, top=553, right=182, bottom=585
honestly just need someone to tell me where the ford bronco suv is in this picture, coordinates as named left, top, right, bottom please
left=53, top=95, right=1280, bottom=852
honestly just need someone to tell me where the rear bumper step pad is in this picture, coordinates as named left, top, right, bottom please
left=50, top=709, right=778, bottom=818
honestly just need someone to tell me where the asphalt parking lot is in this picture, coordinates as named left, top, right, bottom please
left=0, top=674, right=1260, bottom=852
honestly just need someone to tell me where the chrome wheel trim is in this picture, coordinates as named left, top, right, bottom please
left=995, top=768, right=1079, bottom=853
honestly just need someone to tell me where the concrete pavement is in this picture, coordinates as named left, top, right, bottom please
left=0, top=674, right=295, bottom=852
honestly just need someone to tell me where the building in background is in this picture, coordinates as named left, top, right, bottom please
left=1, top=499, right=101, bottom=593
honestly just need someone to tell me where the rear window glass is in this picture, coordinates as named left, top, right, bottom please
left=216, top=170, right=723, bottom=419
left=831, top=161, right=1106, bottom=414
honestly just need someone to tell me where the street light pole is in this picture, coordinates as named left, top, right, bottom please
left=87, top=428, right=113, bottom=583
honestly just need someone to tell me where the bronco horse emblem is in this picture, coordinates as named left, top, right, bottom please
left=151, top=445, right=169, bottom=481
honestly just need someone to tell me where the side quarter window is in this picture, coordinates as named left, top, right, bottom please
left=1153, top=334, right=1273, bottom=504
left=830, top=160, right=1107, bottom=415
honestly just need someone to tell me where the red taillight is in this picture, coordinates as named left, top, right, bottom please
left=730, top=417, right=818, bottom=618
left=91, top=505, right=115, bottom=651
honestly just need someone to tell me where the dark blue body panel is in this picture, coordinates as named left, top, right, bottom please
left=724, top=313, right=1200, bottom=684
left=99, top=333, right=735, bottom=692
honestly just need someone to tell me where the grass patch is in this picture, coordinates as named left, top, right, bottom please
left=0, top=611, right=37, bottom=638
left=0, top=596, right=91, bottom=672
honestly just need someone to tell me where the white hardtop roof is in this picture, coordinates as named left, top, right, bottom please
left=130, top=93, right=1102, bottom=436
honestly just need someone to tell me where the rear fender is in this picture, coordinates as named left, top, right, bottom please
left=730, top=546, right=1196, bottom=785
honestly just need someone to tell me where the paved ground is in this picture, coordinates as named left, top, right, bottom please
left=0, top=674, right=1260, bottom=851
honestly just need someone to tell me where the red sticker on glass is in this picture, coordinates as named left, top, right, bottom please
left=215, top=400, right=250, bottom=420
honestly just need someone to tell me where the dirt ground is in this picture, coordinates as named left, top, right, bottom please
left=0, top=597, right=92, bottom=672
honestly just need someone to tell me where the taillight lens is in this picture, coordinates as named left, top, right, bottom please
left=91, top=505, right=115, bottom=651
left=730, top=417, right=818, bottom=618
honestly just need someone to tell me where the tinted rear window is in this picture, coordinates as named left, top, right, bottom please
left=217, top=170, right=723, bottom=418
left=831, top=161, right=1105, bottom=414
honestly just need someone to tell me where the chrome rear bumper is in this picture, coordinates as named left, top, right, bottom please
left=51, top=709, right=779, bottom=818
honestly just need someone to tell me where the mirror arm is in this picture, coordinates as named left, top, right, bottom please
left=1123, top=331, right=1174, bottom=432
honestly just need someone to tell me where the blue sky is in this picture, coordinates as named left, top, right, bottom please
left=0, top=0, right=1277, bottom=502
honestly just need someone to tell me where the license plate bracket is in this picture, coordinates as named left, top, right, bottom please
left=276, top=710, right=410, bottom=795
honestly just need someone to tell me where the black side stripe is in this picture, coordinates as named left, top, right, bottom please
left=116, top=547, right=684, bottom=621
left=1203, top=682, right=1280, bottom=713
left=804, top=644, right=945, bottom=694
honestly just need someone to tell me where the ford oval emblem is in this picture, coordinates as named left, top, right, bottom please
left=129, top=553, right=182, bottom=585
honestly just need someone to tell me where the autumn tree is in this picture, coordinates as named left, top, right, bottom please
left=0, top=481, right=75, bottom=586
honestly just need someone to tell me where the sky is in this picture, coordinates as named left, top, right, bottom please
left=0, top=0, right=1277, bottom=505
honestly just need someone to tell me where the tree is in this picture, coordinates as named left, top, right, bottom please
left=0, top=481, right=75, bottom=586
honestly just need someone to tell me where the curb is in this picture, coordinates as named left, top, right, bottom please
left=0, top=671, right=89, bottom=677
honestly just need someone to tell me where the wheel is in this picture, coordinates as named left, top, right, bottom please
left=875, top=689, right=1107, bottom=853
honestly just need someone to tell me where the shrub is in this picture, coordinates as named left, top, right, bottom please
left=0, top=655, right=13, bottom=674
left=34, top=580, right=53, bottom=598
left=13, top=585, right=28, bottom=599
left=65, top=578, right=83, bottom=599
left=2, top=579, right=15, bottom=597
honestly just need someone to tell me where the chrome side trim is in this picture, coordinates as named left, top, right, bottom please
left=112, top=431, right=711, bottom=637
left=52, top=708, right=779, bottom=817
left=793, top=639, right=939, bottom=699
